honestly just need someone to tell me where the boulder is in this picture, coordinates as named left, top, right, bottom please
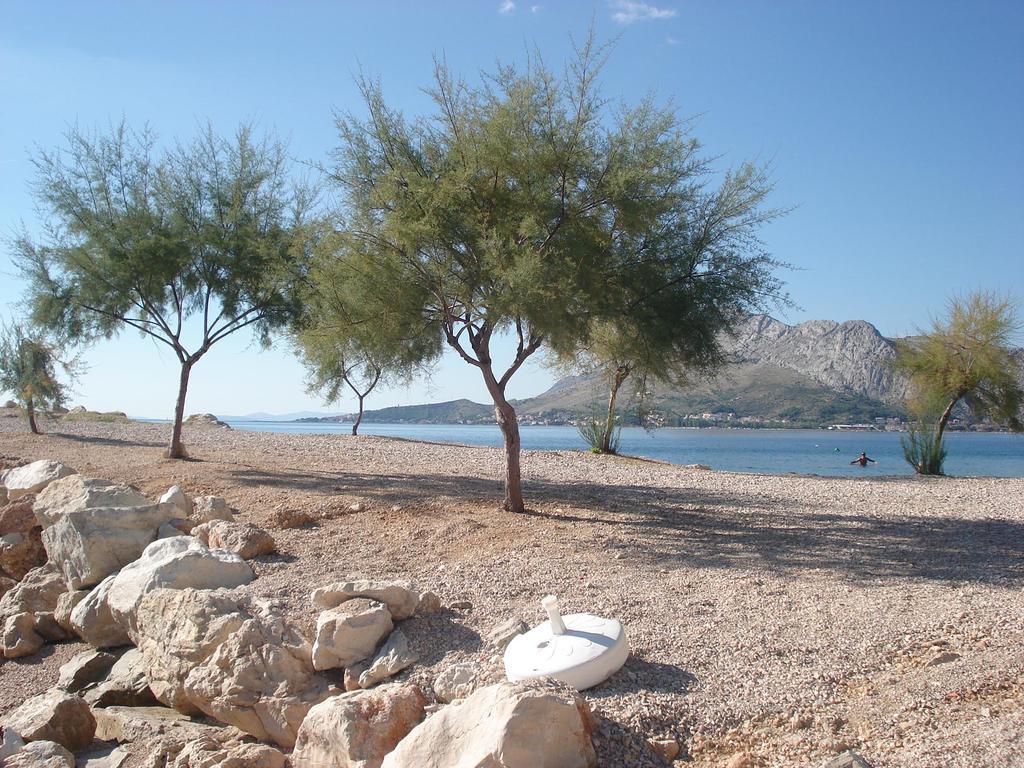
left=5, top=740, right=75, bottom=768
left=3, top=688, right=97, bottom=752
left=33, top=476, right=149, bottom=527
left=0, top=564, right=66, bottom=621
left=191, top=520, right=275, bottom=559
left=380, top=680, right=597, bottom=768
left=33, top=612, right=70, bottom=642
left=183, top=606, right=327, bottom=747
left=0, top=498, right=37, bottom=535
left=84, top=648, right=158, bottom=708
left=292, top=683, right=427, bottom=768
left=53, top=589, right=88, bottom=634
left=0, top=486, right=6, bottom=506
left=192, top=496, right=234, bottom=523
left=130, top=589, right=248, bottom=713
left=57, top=649, right=118, bottom=692
left=0, top=575, right=16, bottom=599
left=159, top=486, right=192, bottom=516
left=1, top=461, right=76, bottom=502
left=1, top=727, right=25, bottom=761
left=40, top=499, right=179, bottom=590
left=155, top=738, right=286, bottom=768
left=107, top=536, right=254, bottom=635
left=92, top=705, right=235, bottom=744
left=312, top=598, right=393, bottom=671
left=70, top=574, right=129, bottom=648
left=3, top=612, right=43, bottom=658
left=358, top=629, right=417, bottom=688
left=0, top=529, right=47, bottom=580
left=132, top=587, right=326, bottom=746
left=433, top=662, right=480, bottom=703
left=312, top=580, right=420, bottom=620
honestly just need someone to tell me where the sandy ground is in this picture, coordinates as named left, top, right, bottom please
left=1, top=413, right=1022, bottom=767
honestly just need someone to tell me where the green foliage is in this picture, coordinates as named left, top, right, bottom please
left=0, top=323, right=74, bottom=431
left=15, top=121, right=314, bottom=453
left=895, top=292, right=1023, bottom=431
left=293, top=229, right=438, bottom=414
left=320, top=34, right=785, bottom=509
left=577, top=414, right=622, bottom=454
left=901, top=421, right=948, bottom=475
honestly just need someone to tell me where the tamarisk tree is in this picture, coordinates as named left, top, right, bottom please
left=894, top=292, right=1023, bottom=474
left=322, top=38, right=783, bottom=511
left=0, top=323, right=73, bottom=434
left=16, top=123, right=312, bottom=457
left=294, top=234, right=436, bottom=435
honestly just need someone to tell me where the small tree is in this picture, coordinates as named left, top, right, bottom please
left=15, top=122, right=313, bottom=457
left=294, top=229, right=438, bottom=436
left=0, top=323, right=73, bottom=434
left=894, top=292, right=1023, bottom=474
left=323, top=38, right=784, bottom=511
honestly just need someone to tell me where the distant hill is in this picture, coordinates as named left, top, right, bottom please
left=298, top=315, right=1023, bottom=428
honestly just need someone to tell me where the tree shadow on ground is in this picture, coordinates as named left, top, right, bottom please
left=49, top=431, right=167, bottom=450
left=228, top=465, right=1024, bottom=587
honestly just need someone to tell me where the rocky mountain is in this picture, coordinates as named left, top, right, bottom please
left=723, top=315, right=908, bottom=404
left=312, top=315, right=927, bottom=428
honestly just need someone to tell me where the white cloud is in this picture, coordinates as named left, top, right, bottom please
left=498, top=0, right=516, bottom=13
left=665, top=35, right=679, bottom=45
left=610, top=0, right=676, bottom=24
left=530, top=4, right=542, bottom=12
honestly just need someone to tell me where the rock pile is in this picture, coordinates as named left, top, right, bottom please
left=0, top=458, right=605, bottom=767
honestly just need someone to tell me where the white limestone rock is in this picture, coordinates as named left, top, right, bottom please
left=107, top=536, right=254, bottom=635
left=33, top=476, right=149, bottom=527
left=312, top=598, right=393, bottom=672
left=3, top=688, right=97, bottom=752
left=380, top=680, right=597, bottom=768
left=291, top=683, right=427, bottom=768
left=0, top=563, right=67, bottom=621
left=5, top=740, right=75, bottom=768
left=358, top=628, right=417, bottom=688
left=70, top=574, right=129, bottom=648
left=1, top=461, right=76, bottom=502
left=191, top=496, right=234, bottom=523
left=311, top=580, right=420, bottom=620
left=2, top=612, right=43, bottom=658
left=191, top=519, right=276, bottom=559
left=183, top=606, right=327, bottom=748
left=158, top=486, right=192, bottom=516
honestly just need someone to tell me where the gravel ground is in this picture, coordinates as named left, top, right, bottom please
left=1, top=412, right=1023, bottom=767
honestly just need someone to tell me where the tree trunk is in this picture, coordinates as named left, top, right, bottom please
left=167, top=360, right=193, bottom=459
left=935, top=391, right=963, bottom=445
left=494, top=397, right=525, bottom=513
left=601, top=366, right=631, bottom=453
left=352, top=395, right=364, bottom=436
left=26, top=396, right=39, bottom=435
left=479, top=363, right=525, bottom=513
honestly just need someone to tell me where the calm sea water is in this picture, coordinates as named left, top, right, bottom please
left=222, top=421, right=1024, bottom=478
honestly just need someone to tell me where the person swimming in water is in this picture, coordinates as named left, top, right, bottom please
left=850, top=451, right=876, bottom=467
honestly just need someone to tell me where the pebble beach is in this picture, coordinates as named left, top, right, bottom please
left=2, top=412, right=1022, bottom=767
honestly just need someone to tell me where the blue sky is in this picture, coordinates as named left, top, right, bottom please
left=1, top=1, right=1022, bottom=418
